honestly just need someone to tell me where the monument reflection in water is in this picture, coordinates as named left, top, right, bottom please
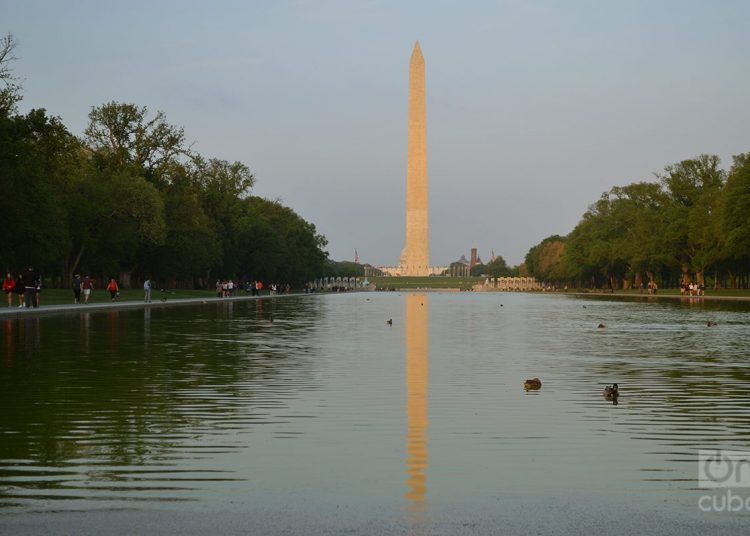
left=405, top=294, right=429, bottom=516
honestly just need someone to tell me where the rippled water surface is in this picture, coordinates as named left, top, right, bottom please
left=2, top=293, right=750, bottom=534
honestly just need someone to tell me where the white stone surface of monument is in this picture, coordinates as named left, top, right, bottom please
left=399, top=41, right=430, bottom=276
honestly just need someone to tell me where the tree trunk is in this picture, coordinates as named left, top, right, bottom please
left=681, top=264, right=690, bottom=285
left=61, top=258, right=69, bottom=289
left=62, top=245, right=85, bottom=287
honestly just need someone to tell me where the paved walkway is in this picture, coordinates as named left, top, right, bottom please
left=0, top=293, right=306, bottom=318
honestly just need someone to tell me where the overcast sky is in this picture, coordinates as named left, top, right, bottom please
left=5, top=0, right=750, bottom=266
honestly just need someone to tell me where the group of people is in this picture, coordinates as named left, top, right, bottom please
left=680, top=281, right=705, bottom=296
left=3, top=270, right=123, bottom=309
left=216, top=279, right=241, bottom=298
left=268, top=283, right=291, bottom=295
left=213, top=279, right=292, bottom=298
left=215, top=279, right=271, bottom=297
left=3, top=267, right=42, bottom=308
left=5, top=271, right=295, bottom=309
left=71, top=275, right=120, bottom=303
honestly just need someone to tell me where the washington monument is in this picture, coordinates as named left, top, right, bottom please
left=399, top=41, right=430, bottom=276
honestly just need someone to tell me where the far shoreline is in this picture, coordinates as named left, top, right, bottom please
left=565, top=290, right=750, bottom=303
left=379, top=287, right=750, bottom=303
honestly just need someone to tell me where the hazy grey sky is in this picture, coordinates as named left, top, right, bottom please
left=5, top=0, right=750, bottom=266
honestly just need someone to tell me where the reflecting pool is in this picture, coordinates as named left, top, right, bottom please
left=1, top=293, right=749, bottom=534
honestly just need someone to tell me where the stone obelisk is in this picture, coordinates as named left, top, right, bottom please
left=399, top=41, right=429, bottom=276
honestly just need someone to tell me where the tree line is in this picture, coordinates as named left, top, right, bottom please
left=0, top=35, right=329, bottom=288
left=524, top=152, right=750, bottom=289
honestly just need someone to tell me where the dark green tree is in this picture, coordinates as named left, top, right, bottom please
left=525, top=235, right=567, bottom=283
left=0, top=109, right=76, bottom=275
left=718, top=154, right=750, bottom=287
left=658, top=155, right=725, bottom=285
left=84, top=101, right=188, bottom=184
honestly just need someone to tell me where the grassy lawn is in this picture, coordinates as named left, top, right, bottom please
left=369, top=276, right=482, bottom=290
left=6, top=288, right=219, bottom=306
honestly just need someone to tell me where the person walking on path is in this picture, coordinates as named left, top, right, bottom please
left=107, top=278, right=119, bottom=301
left=35, top=274, right=42, bottom=306
left=82, top=275, right=94, bottom=304
left=24, top=266, right=38, bottom=308
left=72, top=274, right=82, bottom=304
left=143, top=279, right=152, bottom=303
left=3, top=273, right=15, bottom=307
left=14, top=273, right=24, bottom=307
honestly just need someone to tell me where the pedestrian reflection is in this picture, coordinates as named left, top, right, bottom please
left=405, top=294, right=429, bottom=520
left=140, top=305, right=150, bottom=348
left=23, top=317, right=41, bottom=355
left=79, top=312, right=90, bottom=351
left=107, top=310, right=119, bottom=351
left=3, top=319, right=14, bottom=367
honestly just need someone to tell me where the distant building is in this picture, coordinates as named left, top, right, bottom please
left=449, top=255, right=470, bottom=277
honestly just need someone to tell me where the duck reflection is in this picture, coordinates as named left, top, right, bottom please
left=405, top=294, right=429, bottom=516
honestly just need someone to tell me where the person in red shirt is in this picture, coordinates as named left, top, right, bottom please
left=3, top=272, right=15, bottom=307
left=106, top=278, right=119, bottom=301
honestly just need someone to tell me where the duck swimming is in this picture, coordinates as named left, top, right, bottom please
left=524, top=378, right=542, bottom=391
left=386, top=318, right=393, bottom=325
left=603, top=383, right=619, bottom=398
left=707, top=321, right=717, bottom=327
left=597, top=323, right=606, bottom=329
